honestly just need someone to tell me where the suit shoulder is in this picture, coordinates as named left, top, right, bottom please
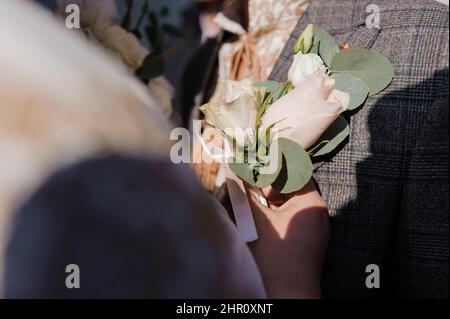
left=378, top=0, right=449, bottom=26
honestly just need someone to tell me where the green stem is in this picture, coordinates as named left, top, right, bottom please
left=133, top=0, right=149, bottom=32
left=121, top=0, right=134, bottom=31
left=307, top=140, right=331, bottom=155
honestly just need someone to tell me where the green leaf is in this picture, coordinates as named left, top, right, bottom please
left=254, top=146, right=282, bottom=188
left=313, top=25, right=340, bottom=67
left=120, top=0, right=134, bottom=30
left=133, top=0, right=149, bottom=32
left=310, top=116, right=349, bottom=158
left=330, top=48, right=394, bottom=95
left=294, top=38, right=305, bottom=55
left=294, top=24, right=313, bottom=54
left=333, top=73, right=369, bottom=110
left=309, top=42, right=319, bottom=55
left=254, top=80, right=286, bottom=105
left=254, top=81, right=280, bottom=91
left=228, top=161, right=257, bottom=186
left=272, top=138, right=313, bottom=194
left=228, top=141, right=282, bottom=188
left=135, top=53, right=165, bottom=81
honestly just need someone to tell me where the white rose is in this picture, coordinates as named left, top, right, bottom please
left=288, top=52, right=327, bottom=87
left=200, top=79, right=259, bottom=148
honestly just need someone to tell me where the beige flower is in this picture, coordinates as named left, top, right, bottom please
left=148, top=76, right=174, bottom=118
left=261, top=72, right=350, bottom=149
left=200, top=79, right=260, bottom=149
left=95, top=25, right=149, bottom=71
left=224, top=78, right=258, bottom=103
left=57, top=0, right=147, bottom=71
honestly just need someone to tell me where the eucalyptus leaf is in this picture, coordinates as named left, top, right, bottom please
left=228, top=161, right=257, bottom=186
left=310, top=116, right=349, bottom=158
left=334, top=73, right=369, bottom=110
left=272, top=138, right=313, bottom=194
left=330, top=48, right=394, bottom=95
left=313, top=25, right=340, bottom=67
left=254, top=146, right=282, bottom=188
left=228, top=142, right=282, bottom=188
left=135, top=53, right=165, bottom=81
left=254, top=81, right=280, bottom=91
left=309, top=42, right=320, bottom=55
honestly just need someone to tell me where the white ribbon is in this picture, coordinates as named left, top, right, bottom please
left=198, top=130, right=259, bottom=242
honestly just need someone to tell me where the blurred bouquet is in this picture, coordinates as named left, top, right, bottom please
left=200, top=24, right=393, bottom=194
left=56, top=0, right=183, bottom=118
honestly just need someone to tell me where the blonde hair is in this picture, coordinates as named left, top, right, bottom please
left=0, top=0, right=171, bottom=293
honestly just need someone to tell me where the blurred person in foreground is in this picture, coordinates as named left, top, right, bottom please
left=1, top=0, right=330, bottom=298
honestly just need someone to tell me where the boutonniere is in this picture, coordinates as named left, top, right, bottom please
left=200, top=24, right=394, bottom=194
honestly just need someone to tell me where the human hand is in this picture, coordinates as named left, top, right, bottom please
left=245, top=180, right=330, bottom=299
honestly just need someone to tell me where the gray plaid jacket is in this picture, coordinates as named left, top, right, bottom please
left=270, top=0, right=449, bottom=298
